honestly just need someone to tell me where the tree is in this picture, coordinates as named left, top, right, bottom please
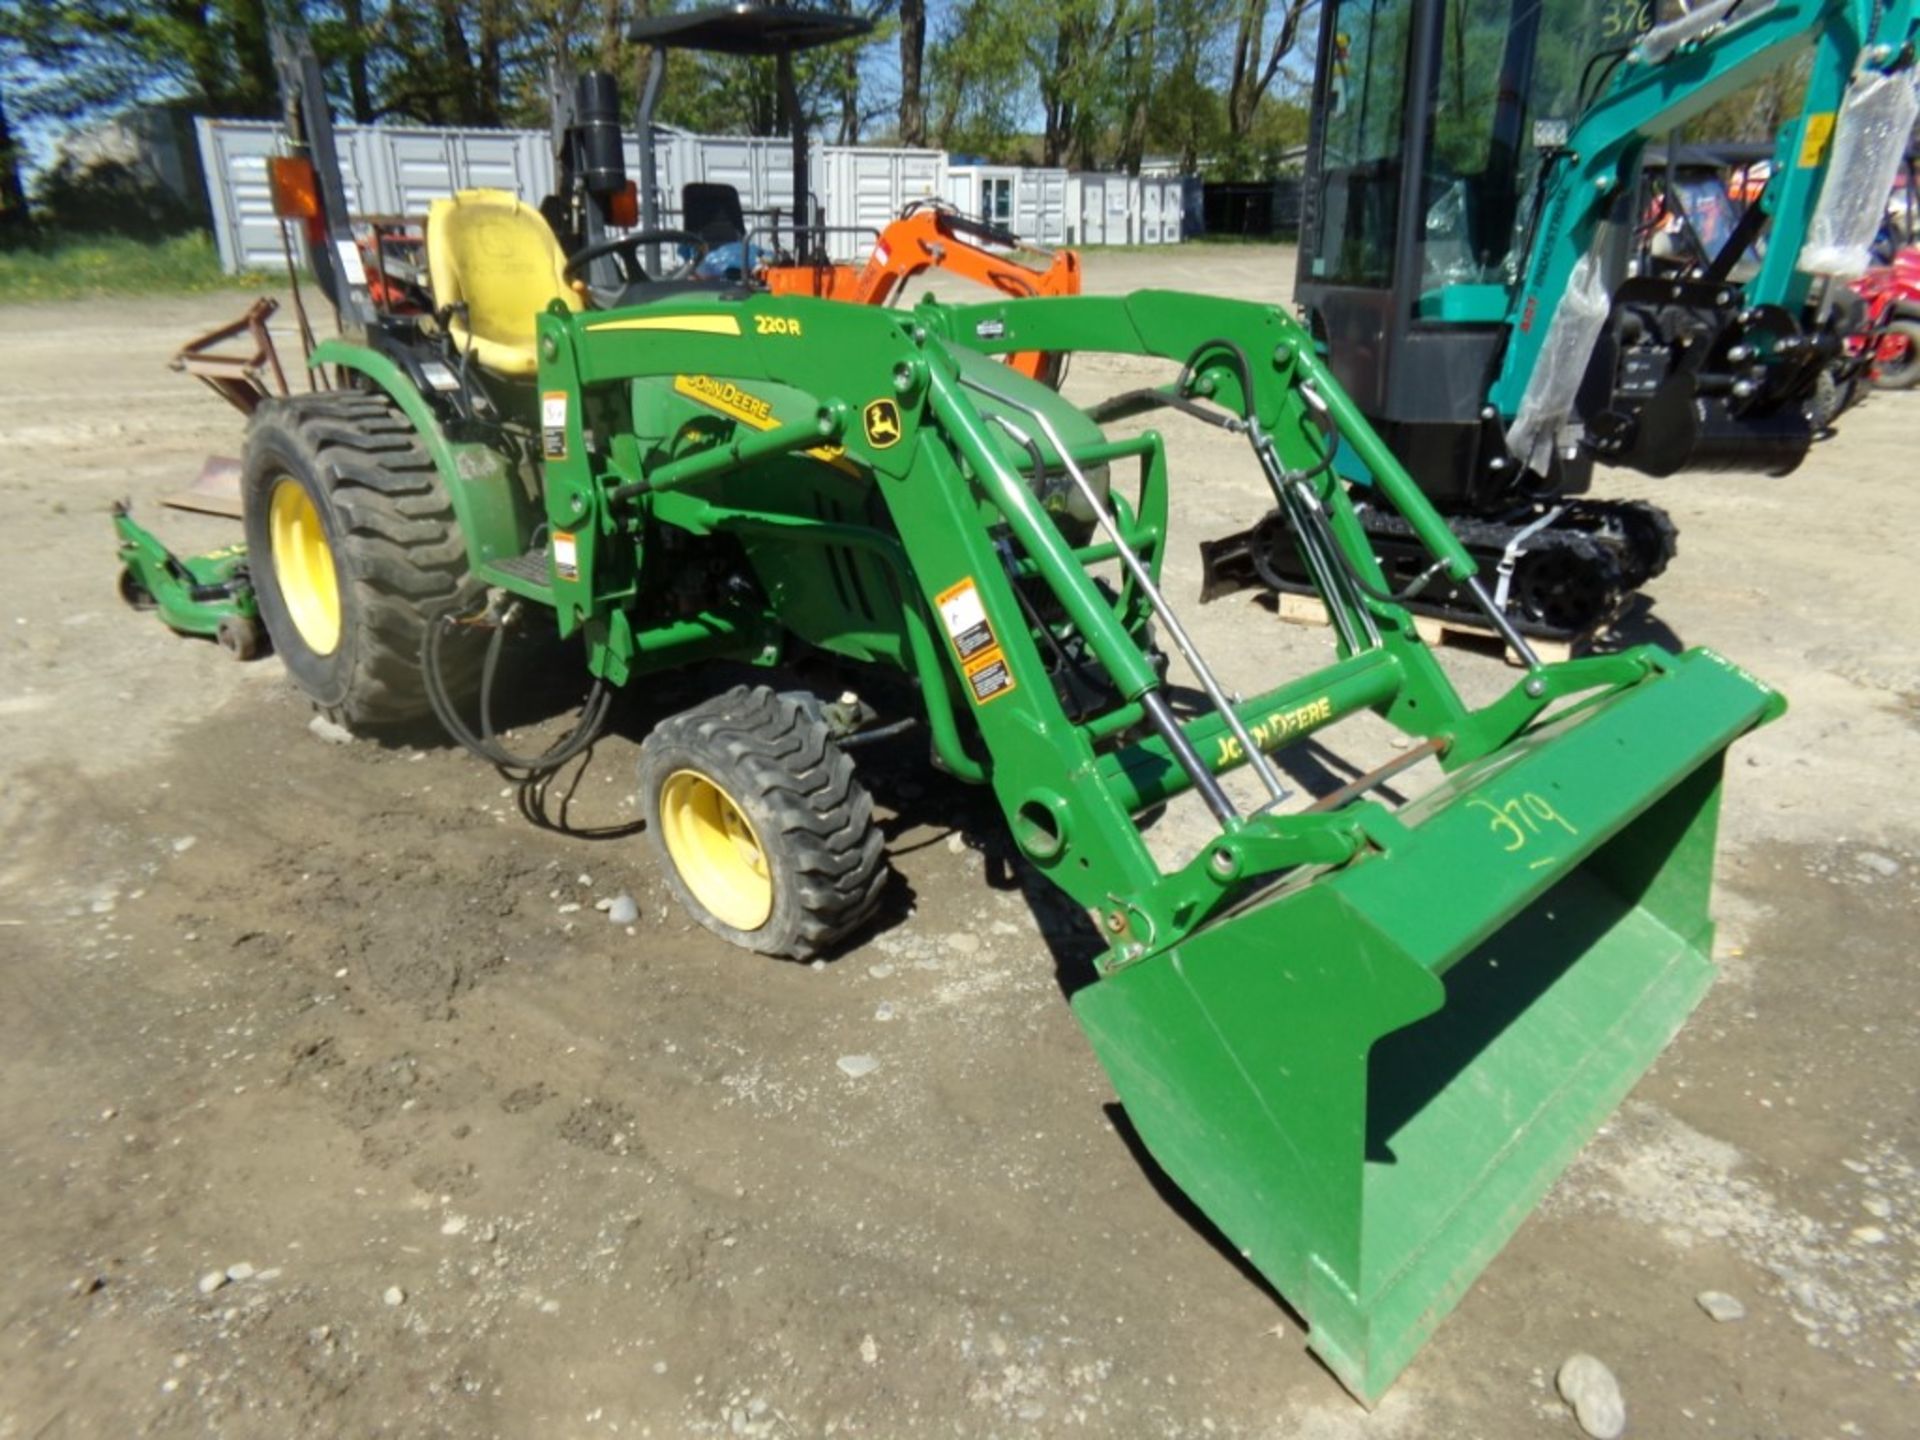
left=821, top=0, right=898, bottom=146
left=1226, top=0, right=1316, bottom=143
left=1685, top=53, right=1814, bottom=143
left=1030, top=0, right=1126, bottom=167
left=1147, top=0, right=1230, bottom=173
left=929, top=0, right=1138, bottom=167
left=928, top=0, right=1032, bottom=159
left=0, top=0, right=284, bottom=125
left=0, top=0, right=57, bottom=232
left=0, top=75, right=27, bottom=233
left=897, top=0, right=925, bottom=145
left=1112, top=0, right=1156, bottom=175
left=337, top=0, right=374, bottom=122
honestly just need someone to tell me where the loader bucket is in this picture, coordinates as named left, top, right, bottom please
left=1072, top=649, right=1780, bottom=1403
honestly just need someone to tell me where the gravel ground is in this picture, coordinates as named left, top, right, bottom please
left=0, top=247, right=1915, bottom=1439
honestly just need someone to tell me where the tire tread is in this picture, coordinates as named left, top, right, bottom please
left=641, top=685, right=887, bottom=959
left=242, top=390, right=476, bottom=727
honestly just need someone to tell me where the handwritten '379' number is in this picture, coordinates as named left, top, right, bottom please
left=1467, top=791, right=1579, bottom=855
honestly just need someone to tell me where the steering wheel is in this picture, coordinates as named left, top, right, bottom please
left=563, top=230, right=709, bottom=293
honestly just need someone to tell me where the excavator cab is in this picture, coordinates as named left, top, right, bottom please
left=1299, top=0, right=1647, bottom=507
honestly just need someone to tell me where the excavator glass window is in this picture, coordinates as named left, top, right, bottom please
left=1308, top=0, right=1417, bottom=286
left=1309, top=0, right=1659, bottom=297
left=1418, top=0, right=1652, bottom=289
left=982, top=177, right=1014, bottom=228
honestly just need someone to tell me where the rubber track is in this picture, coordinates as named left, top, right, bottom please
left=1343, top=502, right=1627, bottom=638
left=1560, top=498, right=1679, bottom=585
left=650, top=685, right=887, bottom=959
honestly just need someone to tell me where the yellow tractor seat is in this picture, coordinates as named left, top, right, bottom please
left=425, top=189, right=581, bottom=378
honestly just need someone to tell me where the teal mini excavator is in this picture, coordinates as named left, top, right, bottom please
left=1204, top=0, right=1920, bottom=637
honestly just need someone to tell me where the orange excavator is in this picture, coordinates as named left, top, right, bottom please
left=763, top=199, right=1081, bottom=381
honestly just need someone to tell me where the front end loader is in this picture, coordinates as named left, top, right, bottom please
left=122, top=6, right=1785, bottom=1405
left=158, top=280, right=1781, bottom=1402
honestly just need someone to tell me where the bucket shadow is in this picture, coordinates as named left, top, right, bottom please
left=1364, top=866, right=1638, bottom=1165
left=1592, top=593, right=1684, bottom=654
left=1103, top=1102, right=1298, bottom=1318
left=856, top=742, right=1108, bottom=1000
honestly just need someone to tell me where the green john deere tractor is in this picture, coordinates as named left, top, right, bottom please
left=119, top=7, right=1785, bottom=1404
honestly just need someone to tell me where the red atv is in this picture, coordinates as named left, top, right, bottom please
left=1848, top=247, right=1920, bottom=391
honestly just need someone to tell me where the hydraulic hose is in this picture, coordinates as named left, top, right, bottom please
left=422, top=602, right=614, bottom=780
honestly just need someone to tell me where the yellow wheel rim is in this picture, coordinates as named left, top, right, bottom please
left=658, top=770, right=773, bottom=932
left=268, top=478, right=341, bottom=655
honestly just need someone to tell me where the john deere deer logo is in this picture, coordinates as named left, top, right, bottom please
left=863, top=398, right=903, bottom=449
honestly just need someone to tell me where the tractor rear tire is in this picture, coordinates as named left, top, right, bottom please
left=241, top=390, right=476, bottom=729
left=639, top=686, right=887, bottom=960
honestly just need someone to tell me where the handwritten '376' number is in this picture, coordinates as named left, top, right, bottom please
left=1599, top=0, right=1652, bottom=40
left=1467, top=791, right=1578, bottom=856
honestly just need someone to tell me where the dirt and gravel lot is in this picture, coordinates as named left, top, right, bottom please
left=1, top=247, right=1916, bottom=1440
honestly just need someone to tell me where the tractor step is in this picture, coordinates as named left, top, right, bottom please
left=491, top=547, right=554, bottom=586
left=479, top=546, right=558, bottom=604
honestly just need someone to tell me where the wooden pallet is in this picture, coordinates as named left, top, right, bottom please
left=1271, top=590, right=1576, bottom=666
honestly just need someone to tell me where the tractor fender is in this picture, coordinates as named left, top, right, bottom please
left=307, top=340, right=538, bottom=572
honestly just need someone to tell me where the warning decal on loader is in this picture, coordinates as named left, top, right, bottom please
left=963, top=652, right=1016, bottom=704
left=542, top=392, right=569, bottom=459
left=937, top=578, right=1017, bottom=705
left=936, top=578, right=996, bottom=661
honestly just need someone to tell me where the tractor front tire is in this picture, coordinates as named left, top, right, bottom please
left=1871, top=320, right=1920, bottom=391
left=241, top=390, right=475, bottom=729
left=639, top=686, right=887, bottom=960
